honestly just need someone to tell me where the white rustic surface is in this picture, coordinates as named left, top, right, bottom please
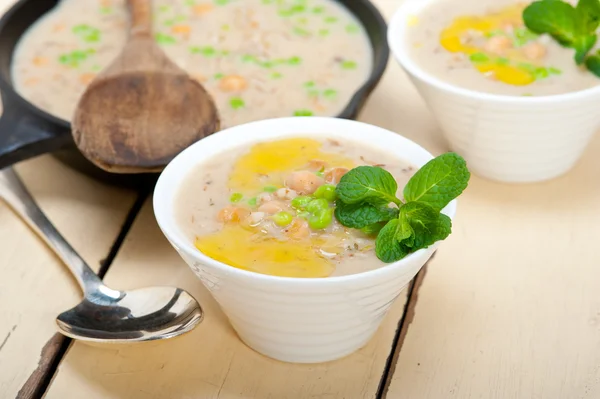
left=1, top=0, right=599, bottom=397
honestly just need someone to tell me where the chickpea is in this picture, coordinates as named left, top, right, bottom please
left=484, top=36, right=512, bottom=55
left=257, top=193, right=273, bottom=204
left=285, top=171, right=324, bottom=194
left=275, top=187, right=298, bottom=200
left=324, top=167, right=348, bottom=184
left=248, top=212, right=265, bottom=225
left=286, top=218, right=310, bottom=240
left=219, top=75, right=248, bottom=92
left=258, top=200, right=285, bottom=214
left=523, top=42, right=547, bottom=60
left=217, top=206, right=250, bottom=223
left=79, top=73, right=96, bottom=85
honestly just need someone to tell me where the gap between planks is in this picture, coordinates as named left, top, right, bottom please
left=376, top=256, right=432, bottom=399
left=16, top=187, right=151, bottom=399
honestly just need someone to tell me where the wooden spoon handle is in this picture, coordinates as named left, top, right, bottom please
left=128, top=0, right=153, bottom=38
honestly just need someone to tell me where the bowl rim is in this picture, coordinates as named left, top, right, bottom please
left=336, top=0, right=391, bottom=119
left=387, top=0, right=600, bottom=104
left=153, top=117, right=457, bottom=285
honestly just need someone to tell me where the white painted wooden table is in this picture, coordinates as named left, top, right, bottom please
left=1, top=0, right=600, bottom=398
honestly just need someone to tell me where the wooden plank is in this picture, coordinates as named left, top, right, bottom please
left=0, top=156, right=137, bottom=398
left=43, top=198, right=410, bottom=399
left=385, top=136, right=600, bottom=397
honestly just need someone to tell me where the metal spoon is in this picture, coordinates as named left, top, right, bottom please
left=0, top=167, right=203, bottom=342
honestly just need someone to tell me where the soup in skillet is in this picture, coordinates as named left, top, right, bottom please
left=176, top=137, right=417, bottom=278
left=12, top=0, right=372, bottom=127
left=406, top=0, right=600, bottom=96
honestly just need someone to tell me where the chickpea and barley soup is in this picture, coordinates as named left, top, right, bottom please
left=12, top=0, right=372, bottom=126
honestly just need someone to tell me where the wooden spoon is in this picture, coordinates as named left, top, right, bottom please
left=72, top=0, right=220, bottom=174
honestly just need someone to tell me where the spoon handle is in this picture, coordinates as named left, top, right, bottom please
left=128, top=0, right=153, bottom=38
left=0, top=167, right=104, bottom=295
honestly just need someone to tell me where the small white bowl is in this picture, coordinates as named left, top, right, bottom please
left=153, top=117, right=457, bottom=363
left=388, top=0, right=600, bottom=183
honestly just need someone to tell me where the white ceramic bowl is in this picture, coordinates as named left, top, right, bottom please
left=153, top=117, right=457, bottom=363
left=388, top=0, right=600, bottom=183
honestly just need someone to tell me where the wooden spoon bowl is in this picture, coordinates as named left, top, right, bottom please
left=72, top=0, right=219, bottom=174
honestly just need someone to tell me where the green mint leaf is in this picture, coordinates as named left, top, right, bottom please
left=403, top=152, right=470, bottom=212
left=523, top=0, right=599, bottom=64
left=585, top=50, right=600, bottom=76
left=399, top=202, right=452, bottom=250
left=361, top=222, right=386, bottom=236
left=336, top=166, right=399, bottom=205
left=334, top=201, right=399, bottom=229
left=575, top=35, right=597, bottom=64
left=576, top=0, right=600, bottom=32
left=375, top=220, right=408, bottom=263
left=396, top=210, right=414, bottom=242
left=523, top=1, right=578, bottom=47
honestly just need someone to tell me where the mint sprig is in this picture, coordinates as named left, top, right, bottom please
left=335, top=153, right=470, bottom=263
left=523, top=0, right=600, bottom=74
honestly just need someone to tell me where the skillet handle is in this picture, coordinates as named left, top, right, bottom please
left=0, top=99, right=71, bottom=170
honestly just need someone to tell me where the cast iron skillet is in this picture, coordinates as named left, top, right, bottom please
left=0, top=0, right=389, bottom=186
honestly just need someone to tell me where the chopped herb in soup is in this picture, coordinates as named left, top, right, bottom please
left=407, top=0, right=600, bottom=96
left=12, top=0, right=372, bottom=126
left=176, top=138, right=470, bottom=278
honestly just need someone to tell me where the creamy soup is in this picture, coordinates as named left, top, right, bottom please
left=12, top=0, right=372, bottom=127
left=176, top=137, right=416, bottom=278
left=406, top=0, right=600, bottom=96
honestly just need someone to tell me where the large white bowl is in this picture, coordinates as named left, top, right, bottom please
left=388, top=0, right=600, bottom=183
left=153, top=117, right=457, bottom=363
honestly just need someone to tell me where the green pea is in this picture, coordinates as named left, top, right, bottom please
left=548, top=67, right=562, bottom=75
left=297, top=211, right=310, bottom=219
left=340, top=60, right=357, bottom=70
left=314, top=184, right=336, bottom=202
left=230, top=193, right=243, bottom=203
left=291, top=196, right=313, bottom=210
left=294, top=109, right=313, bottom=116
left=469, top=52, right=489, bottom=63
left=306, top=198, right=329, bottom=214
left=308, top=208, right=333, bottom=230
left=534, top=67, right=549, bottom=79
left=323, top=88, right=337, bottom=98
left=293, top=27, right=310, bottom=36
left=155, top=33, right=176, bottom=45
left=230, top=97, right=245, bottom=110
left=346, top=24, right=360, bottom=33
left=287, top=56, right=302, bottom=65
left=273, top=211, right=293, bottom=226
left=247, top=197, right=258, bottom=207
left=263, top=185, right=278, bottom=193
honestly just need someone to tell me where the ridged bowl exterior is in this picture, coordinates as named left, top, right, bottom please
left=388, top=0, right=600, bottom=183
left=154, top=117, right=457, bottom=363
left=176, top=245, right=436, bottom=363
